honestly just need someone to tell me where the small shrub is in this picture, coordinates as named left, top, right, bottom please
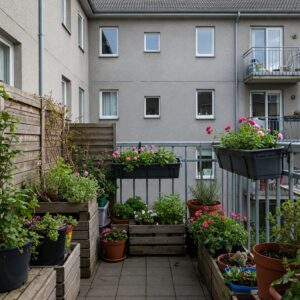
left=125, top=196, right=147, bottom=215
left=134, top=209, right=155, bottom=225
left=112, top=203, right=133, bottom=220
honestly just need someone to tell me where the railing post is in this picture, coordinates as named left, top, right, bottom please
left=265, top=179, right=270, bottom=242
left=247, top=179, right=251, bottom=249
left=288, top=151, right=295, bottom=202
left=255, top=180, right=260, bottom=244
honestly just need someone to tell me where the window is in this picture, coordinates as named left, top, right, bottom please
left=144, top=97, right=160, bottom=118
left=79, top=88, right=84, bottom=123
left=196, top=90, right=214, bottom=119
left=100, top=27, right=118, bottom=56
left=196, top=148, right=214, bottom=179
left=61, top=77, right=70, bottom=106
left=144, top=33, right=160, bottom=52
left=78, top=14, right=84, bottom=50
left=0, top=38, right=13, bottom=85
left=196, top=27, right=215, bottom=57
left=61, top=0, right=71, bottom=31
left=100, top=91, right=118, bottom=119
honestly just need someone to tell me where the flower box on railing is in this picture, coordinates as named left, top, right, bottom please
left=215, top=147, right=284, bottom=180
left=112, top=158, right=181, bottom=179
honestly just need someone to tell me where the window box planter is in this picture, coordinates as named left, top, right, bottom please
left=215, top=147, right=284, bottom=180
left=35, top=199, right=98, bottom=278
left=112, top=158, right=181, bottom=179
left=129, top=223, right=185, bottom=255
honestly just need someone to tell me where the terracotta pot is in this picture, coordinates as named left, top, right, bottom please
left=269, top=286, right=283, bottom=300
left=112, top=218, right=129, bottom=224
left=102, top=239, right=127, bottom=262
left=253, top=243, right=286, bottom=300
left=187, top=200, right=221, bottom=218
left=216, top=253, right=256, bottom=273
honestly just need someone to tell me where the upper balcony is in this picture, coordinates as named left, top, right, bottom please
left=243, top=47, right=300, bottom=84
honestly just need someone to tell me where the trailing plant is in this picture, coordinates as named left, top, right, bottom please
left=188, top=180, right=220, bottom=205
left=134, top=209, right=155, bottom=225
left=224, top=266, right=257, bottom=287
left=101, top=227, right=128, bottom=242
left=112, top=203, right=133, bottom=220
left=154, top=193, right=185, bottom=225
left=112, top=145, right=177, bottom=172
left=125, top=196, right=147, bottom=215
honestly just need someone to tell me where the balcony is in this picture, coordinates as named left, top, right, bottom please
left=243, top=47, right=300, bottom=83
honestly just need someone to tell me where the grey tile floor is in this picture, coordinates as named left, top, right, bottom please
left=77, top=256, right=212, bottom=300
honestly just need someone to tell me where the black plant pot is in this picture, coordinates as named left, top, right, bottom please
left=112, top=158, right=181, bottom=179
left=0, top=241, right=31, bottom=292
left=215, top=147, right=284, bottom=180
left=30, top=224, right=67, bottom=266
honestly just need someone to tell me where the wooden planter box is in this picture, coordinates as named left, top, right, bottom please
left=215, top=146, right=284, bottom=180
left=0, top=268, right=56, bottom=300
left=112, top=158, right=181, bottom=179
left=35, top=199, right=99, bottom=278
left=55, top=243, right=80, bottom=300
left=198, top=247, right=258, bottom=300
left=129, top=224, right=185, bottom=255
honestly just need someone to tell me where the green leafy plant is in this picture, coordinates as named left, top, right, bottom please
left=224, top=266, right=257, bottom=287
left=134, top=209, right=155, bottom=225
left=101, top=227, right=127, bottom=242
left=188, top=209, right=247, bottom=256
left=189, top=180, right=220, bottom=205
left=154, top=194, right=185, bottom=225
left=112, top=203, right=133, bottom=220
left=112, top=145, right=177, bottom=172
left=125, top=196, right=147, bottom=215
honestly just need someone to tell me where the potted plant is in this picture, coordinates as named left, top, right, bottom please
left=217, top=251, right=256, bottom=272
left=125, top=196, right=147, bottom=216
left=187, top=180, right=221, bottom=218
left=207, top=118, right=284, bottom=180
left=111, top=145, right=181, bottom=179
left=253, top=199, right=300, bottom=300
left=112, top=203, right=133, bottom=224
left=0, top=85, right=39, bottom=292
left=224, top=266, right=257, bottom=293
left=28, top=213, right=78, bottom=265
left=101, top=227, right=128, bottom=262
left=134, top=209, right=155, bottom=225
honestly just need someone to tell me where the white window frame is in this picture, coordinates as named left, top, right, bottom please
left=0, top=36, right=14, bottom=86
left=196, top=148, right=215, bottom=180
left=99, top=90, right=119, bottom=119
left=79, top=88, right=84, bottom=123
left=144, top=96, right=160, bottom=118
left=196, top=89, right=215, bottom=119
left=144, top=33, right=160, bottom=53
left=61, top=79, right=67, bottom=106
left=61, top=0, right=67, bottom=26
left=196, top=27, right=215, bottom=57
left=99, top=27, right=119, bottom=57
left=78, top=13, right=84, bottom=50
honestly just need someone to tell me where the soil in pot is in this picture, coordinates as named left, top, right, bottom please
left=253, top=243, right=296, bottom=300
left=187, top=200, right=221, bottom=218
left=112, top=218, right=130, bottom=225
left=217, top=253, right=256, bottom=272
left=30, top=224, right=67, bottom=266
left=102, top=239, right=127, bottom=262
left=0, top=242, right=31, bottom=292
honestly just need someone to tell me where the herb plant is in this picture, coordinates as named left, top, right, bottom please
left=189, top=180, right=220, bottom=205
left=112, top=203, right=133, bottom=220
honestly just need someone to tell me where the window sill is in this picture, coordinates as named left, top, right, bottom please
left=144, top=50, right=161, bottom=53
left=196, top=176, right=215, bottom=180
left=99, top=117, right=119, bottom=120
left=61, top=23, right=71, bottom=35
left=99, top=54, right=119, bottom=58
left=196, top=116, right=215, bottom=120
left=196, top=55, right=215, bottom=58
left=144, top=115, right=160, bottom=119
left=78, top=45, right=85, bottom=53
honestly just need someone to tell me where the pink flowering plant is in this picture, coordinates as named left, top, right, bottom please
left=206, top=118, right=283, bottom=150
left=188, top=208, right=247, bottom=256
left=112, top=145, right=177, bottom=172
left=101, top=227, right=128, bottom=242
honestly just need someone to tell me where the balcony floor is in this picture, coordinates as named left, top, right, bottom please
left=244, top=74, right=300, bottom=84
left=77, top=256, right=211, bottom=300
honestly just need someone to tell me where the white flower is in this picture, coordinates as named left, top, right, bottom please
left=141, top=210, right=145, bottom=214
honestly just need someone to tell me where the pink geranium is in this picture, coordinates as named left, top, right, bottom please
left=195, top=210, right=202, bottom=218
left=253, top=124, right=261, bottom=130
left=248, top=119, right=256, bottom=126
left=238, top=117, right=247, bottom=123
left=206, top=126, right=213, bottom=135
left=278, top=133, right=283, bottom=140
left=224, top=125, right=232, bottom=132
left=257, top=130, right=264, bottom=137
left=202, top=221, right=209, bottom=228
left=125, top=157, right=131, bottom=161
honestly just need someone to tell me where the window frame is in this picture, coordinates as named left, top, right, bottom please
left=61, top=78, right=67, bottom=106
left=196, top=89, right=215, bottom=119
left=195, top=148, right=215, bottom=180
left=99, top=27, right=119, bottom=57
left=78, top=13, right=84, bottom=50
left=196, top=27, right=215, bottom=57
left=99, top=90, right=119, bottom=119
left=144, top=96, right=160, bottom=119
left=79, top=88, right=84, bottom=123
left=0, top=36, right=14, bottom=86
left=144, top=32, right=161, bottom=53
left=61, top=0, right=67, bottom=26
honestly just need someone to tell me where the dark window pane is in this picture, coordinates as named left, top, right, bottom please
left=146, top=97, right=159, bottom=116
left=197, top=91, right=213, bottom=116
left=252, top=93, right=265, bottom=117
left=0, top=41, right=10, bottom=84
left=102, top=28, right=117, bottom=55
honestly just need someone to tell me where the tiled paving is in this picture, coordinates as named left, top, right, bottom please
left=77, top=256, right=212, bottom=300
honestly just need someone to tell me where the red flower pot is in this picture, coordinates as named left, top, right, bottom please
left=186, top=200, right=221, bottom=218
left=102, top=239, right=127, bottom=262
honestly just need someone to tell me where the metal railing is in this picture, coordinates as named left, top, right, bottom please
left=116, top=141, right=300, bottom=249
left=243, top=47, right=300, bottom=79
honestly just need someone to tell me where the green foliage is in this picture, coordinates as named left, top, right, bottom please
left=125, top=196, right=147, bottom=215
left=101, top=227, right=127, bottom=242
left=270, top=199, right=300, bottom=245
left=112, top=203, right=133, bottom=220
left=188, top=180, right=220, bottom=205
left=223, top=266, right=257, bottom=286
left=188, top=211, right=247, bottom=256
left=112, top=145, right=177, bottom=172
left=134, top=209, right=155, bottom=225
left=154, top=194, right=185, bottom=225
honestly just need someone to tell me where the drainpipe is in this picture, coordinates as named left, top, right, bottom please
left=234, top=11, right=241, bottom=130
left=38, top=0, right=44, bottom=96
